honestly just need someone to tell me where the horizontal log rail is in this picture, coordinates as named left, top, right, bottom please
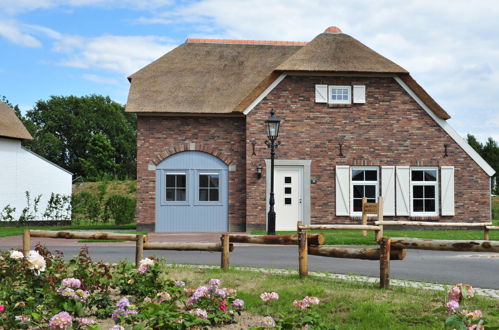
left=29, top=230, right=147, bottom=242
left=486, top=226, right=499, bottom=230
left=298, top=224, right=381, bottom=231
left=375, top=221, right=492, bottom=227
left=229, top=234, right=324, bottom=245
left=308, top=246, right=406, bottom=261
left=143, top=242, right=234, bottom=252
left=390, top=237, right=499, bottom=253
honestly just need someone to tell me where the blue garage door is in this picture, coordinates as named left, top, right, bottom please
left=156, top=151, right=228, bottom=232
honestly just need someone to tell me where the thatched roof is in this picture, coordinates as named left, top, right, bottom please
left=276, top=32, right=407, bottom=73
left=0, top=102, right=32, bottom=140
left=126, top=30, right=450, bottom=120
left=126, top=42, right=301, bottom=114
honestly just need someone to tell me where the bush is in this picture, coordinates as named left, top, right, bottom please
left=103, top=194, right=135, bottom=225
left=71, top=191, right=101, bottom=222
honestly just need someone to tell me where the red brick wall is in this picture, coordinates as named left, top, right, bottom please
left=136, top=116, right=246, bottom=231
left=245, top=75, right=491, bottom=229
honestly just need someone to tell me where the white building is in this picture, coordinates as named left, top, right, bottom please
left=0, top=102, right=72, bottom=220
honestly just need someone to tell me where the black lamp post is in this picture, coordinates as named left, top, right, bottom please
left=265, top=109, right=281, bottom=235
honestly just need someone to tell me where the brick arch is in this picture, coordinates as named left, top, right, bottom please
left=153, top=143, right=233, bottom=166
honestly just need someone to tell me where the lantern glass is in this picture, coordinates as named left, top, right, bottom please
left=265, top=110, right=281, bottom=140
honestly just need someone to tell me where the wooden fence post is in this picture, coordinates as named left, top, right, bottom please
left=361, top=198, right=368, bottom=237
left=23, top=229, right=30, bottom=255
left=379, top=237, right=391, bottom=289
left=484, top=227, right=489, bottom=241
left=221, top=234, right=230, bottom=270
left=377, top=197, right=384, bottom=241
left=135, top=234, right=144, bottom=268
left=298, top=222, right=308, bottom=277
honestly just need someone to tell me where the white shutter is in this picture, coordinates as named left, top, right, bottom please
left=315, top=85, right=328, bottom=103
left=353, top=85, right=366, bottom=103
left=335, top=165, right=350, bottom=216
left=396, top=166, right=410, bottom=216
left=381, top=166, right=395, bottom=216
left=441, top=166, right=455, bottom=216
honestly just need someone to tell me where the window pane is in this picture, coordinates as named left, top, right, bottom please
left=352, top=170, right=364, bottom=181
left=176, top=189, right=186, bottom=201
left=413, top=199, right=424, bottom=212
left=199, top=175, right=209, bottom=188
left=285, top=198, right=292, bottom=205
left=365, top=185, right=376, bottom=198
left=285, top=176, right=292, bottom=183
left=209, top=175, right=219, bottom=188
left=424, top=186, right=435, bottom=198
left=199, top=188, right=208, bottom=201
left=353, top=199, right=362, bottom=212
left=177, top=175, right=186, bottom=188
left=166, top=189, right=175, bottom=201
left=413, top=186, right=423, bottom=198
left=209, top=189, right=219, bottom=201
left=365, top=170, right=377, bottom=181
left=424, top=170, right=437, bottom=181
left=367, top=199, right=376, bottom=203
left=285, top=187, right=292, bottom=194
left=425, top=199, right=435, bottom=212
left=353, top=185, right=363, bottom=198
left=412, top=170, right=424, bottom=181
left=166, top=175, right=176, bottom=187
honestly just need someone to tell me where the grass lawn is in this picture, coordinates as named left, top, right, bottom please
left=164, top=265, right=499, bottom=329
left=0, top=223, right=137, bottom=238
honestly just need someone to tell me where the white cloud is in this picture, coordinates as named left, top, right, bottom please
left=0, top=20, right=42, bottom=47
left=54, top=35, right=175, bottom=75
left=82, top=73, right=120, bottom=85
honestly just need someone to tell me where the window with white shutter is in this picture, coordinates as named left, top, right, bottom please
left=350, top=166, right=379, bottom=216
left=381, top=166, right=395, bottom=216
left=335, top=166, right=350, bottom=216
left=396, top=166, right=410, bottom=216
left=440, top=166, right=455, bottom=216
left=315, top=85, right=328, bottom=103
left=410, top=167, right=439, bottom=216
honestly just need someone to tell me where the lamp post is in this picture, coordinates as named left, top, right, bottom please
left=265, top=109, right=281, bottom=235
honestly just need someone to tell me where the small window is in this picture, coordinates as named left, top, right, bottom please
left=166, top=174, right=186, bottom=201
left=328, top=85, right=351, bottom=104
left=351, top=167, right=379, bottom=214
left=410, top=168, right=438, bottom=216
left=199, top=174, right=219, bottom=202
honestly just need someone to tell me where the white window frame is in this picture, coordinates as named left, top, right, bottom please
left=328, top=85, right=351, bottom=105
left=350, top=166, right=379, bottom=216
left=410, top=167, right=439, bottom=217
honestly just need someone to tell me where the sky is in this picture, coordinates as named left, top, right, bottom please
left=0, top=0, right=498, bottom=142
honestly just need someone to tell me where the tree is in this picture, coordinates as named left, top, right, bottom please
left=467, top=134, right=499, bottom=194
left=22, top=95, right=136, bottom=180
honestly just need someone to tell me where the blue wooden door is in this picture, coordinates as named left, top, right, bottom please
left=156, top=151, right=228, bottom=232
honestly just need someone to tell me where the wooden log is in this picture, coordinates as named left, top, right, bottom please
left=298, top=231, right=308, bottom=277
left=375, top=221, right=492, bottom=227
left=221, top=234, right=230, bottom=270
left=229, top=233, right=325, bottom=246
left=299, top=225, right=381, bottom=231
left=29, top=230, right=147, bottom=242
left=308, top=246, right=405, bottom=260
left=377, top=197, right=384, bottom=239
left=143, top=242, right=234, bottom=252
left=390, top=238, right=499, bottom=253
left=361, top=198, right=368, bottom=237
left=23, top=229, right=30, bottom=255
left=486, top=226, right=499, bottom=230
left=380, top=237, right=391, bottom=289
left=135, top=234, right=144, bottom=268
left=484, top=228, right=489, bottom=241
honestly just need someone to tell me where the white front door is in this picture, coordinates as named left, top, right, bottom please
left=274, top=166, right=303, bottom=231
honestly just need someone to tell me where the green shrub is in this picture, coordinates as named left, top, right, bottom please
left=103, top=194, right=136, bottom=224
left=72, top=191, right=102, bottom=222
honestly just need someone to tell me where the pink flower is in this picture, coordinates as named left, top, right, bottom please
left=76, top=318, right=95, bottom=326
left=137, top=265, right=149, bottom=274
left=209, top=279, right=221, bottom=287
left=219, top=300, right=227, bottom=311
left=293, top=299, right=309, bottom=310
left=143, top=297, right=152, bottom=303
left=49, top=311, right=72, bottom=329
left=261, top=315, right=276, bottom=327
left=190, top=308, right=208, bottom=319
left=232, top=299, right=244, bottom=310
left=303, top=296, right=320, bottom=305
left=61, top=278, right=81, bottom=289
left=448, top=285, right=461, bottom=302
left=174, top=280, right=185, bottom=287
left=156, top=292, right=171, bottom=303
left=215, top=288, right=227, bottom=298
left=466, top=310, right=482, bottom=320
left=260, top=292, right=279, bottom=302
left=116, top=297, right=130, bottom=308
left=446, top=300, right=459, bottom=313
left=0, top=305, right=4, bottom=313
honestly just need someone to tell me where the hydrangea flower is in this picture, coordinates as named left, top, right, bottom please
left=174, top=280, right=185, bottom=287
left=190, top=308, right=208, bottom=319
left=209, top=279, right=221, bottom=287
left=232, top=299, right=244, bottom=310
left=61, top=278, right=81, bottom=289
left=446, top=300, right=459, bottom=313
left=9, top=250, right=24, bottom=260
left=261, top=315, right=276, bottom=327
left=15, top=314, right=31, bottom=324
left=76, top=317, right=95, bottom=326
left=260, top=292, right=279, bottom=302
left=116, top=297, right=130, bottom=308
left=49, top=311, right=72, bottom=329
left=109, top=326, right=125, bottom=330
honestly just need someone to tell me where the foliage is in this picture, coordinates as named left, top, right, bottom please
left=0, top=205, right=16, bottom=222
left=103, top=195, right=136, bottom=225
left=20, top=95, right=136, bottom=181
left=71, top=191, right=102, bottom=223
left=0, top=192, right=71, bottom=223
left=43, top=193, right=71, bottom=221
left=467, top=134, right=499, bottom=194
left=18, top=192, right=41, bottom=224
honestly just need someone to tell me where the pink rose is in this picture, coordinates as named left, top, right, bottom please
left=0, top=305, right=4, bottom=313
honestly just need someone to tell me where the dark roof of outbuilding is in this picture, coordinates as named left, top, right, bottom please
left=126, top=29, right=450, bottom=120
left=0, top=102, right=33, bottom=140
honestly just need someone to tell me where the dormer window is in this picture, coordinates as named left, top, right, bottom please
left=328, top=86, right=351, bottom=104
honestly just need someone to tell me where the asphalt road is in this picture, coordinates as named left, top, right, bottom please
left=40, top=245, right=499, bottom=290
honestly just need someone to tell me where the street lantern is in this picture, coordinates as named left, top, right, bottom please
left=265, top=109, right=281, bottom=235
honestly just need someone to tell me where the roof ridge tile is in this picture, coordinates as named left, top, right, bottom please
left=185, top=38, right=308, bottom=46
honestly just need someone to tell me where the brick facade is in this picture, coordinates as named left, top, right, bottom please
left=136, top=116, right=246, bottom=232
left=245, top=75, right=490, bottom=230
left=135, top=75, right=491, bottom=232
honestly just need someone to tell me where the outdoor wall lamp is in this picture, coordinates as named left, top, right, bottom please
left=265, top=109, right=281, bottom=235
left=256, top=165, right=262, bottom=179
left=444, top=144, right=449, bottom=157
